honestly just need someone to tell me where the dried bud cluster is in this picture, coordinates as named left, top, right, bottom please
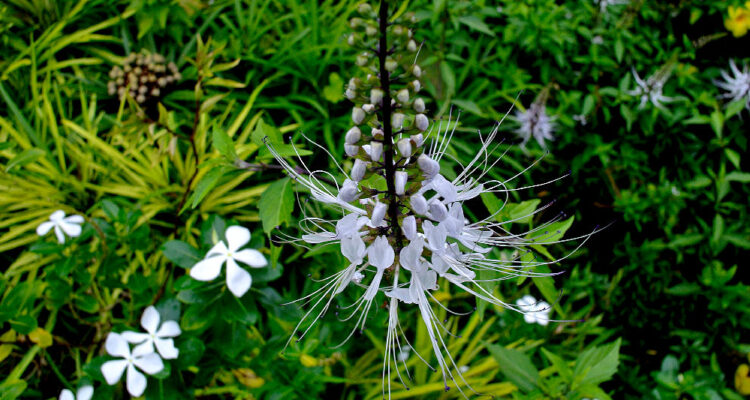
left=107, top=51, right=181, bottom=104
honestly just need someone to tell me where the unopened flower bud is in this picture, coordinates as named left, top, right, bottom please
left=411, top=134, right=423, bottom=147
left=371, top=128, right=384, bottom=139
left=352, top=107, right=365, bottom=124
left=136, top=94, right=146, bottom=103
left=412, top=65, right=422, bottom=77
left=348, top=78, right=358, bottom=90
left=402, top=216, right=417, bottom=240
left=415, top=114, right=429, bottom=132
left=385, top=59, right=398, bottom=72
left=429, top=200, right=448, bottom=221
left=107, top=82, right=116, bottom=95
left=370, top=88, right=383, bottom=105
left=411, top=194, right=428, bottom=215
left=397, top=138, right=412, bottom=158
left=346, top=127, right=361, bottom=144
left=418, top=154, right=440, bottom=179
left=366, top=25, right=377, bottom=36
left=369, top=141, right=383, bottom=161
left=358, top=3, right=372, bottom=14
left=412, top=80, right=421, bottom=92
left=414, top=98, right=425, bottom=113
left=407, top=40, right=417, bottom=52
left=345, top=144, right=359, bottom=157
left=395, top=171, right=408, bottom=195
left=392, top=113, right=405, bottom=129
left=356, top=54, right=368, bottom=66
left=393, top=25, right=404, bottom=35
left=370, top=202, right=387, bottom=226
left=338, top=179, right=359, bottom=202
left=345, top=88, right=356, bottom=100
left=347, top=34, right=356, bottom=46
left=350, top=18, right=362, bottom=28
left=351, top=159, right=367, bottom=181
left=151, top=88, right=160, bottom=96
left=397, top=89, right=409, bottom=104
left=362, top=103, right=375, bottom=113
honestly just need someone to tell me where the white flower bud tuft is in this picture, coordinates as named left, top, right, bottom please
left=370, top=88, right=384, bottom=105
left=362, top=103, right=375, bottom=113
left=407, top=40, right=417, bottom=52
left=338, top=179, right=359, bottom=202
left=418, top=154, right=440, bottom=179
left=352, top=107, right=365, bottom=124
left=429, top=200, right=448, bottom=221
left=344, top=144, right=359, bottom=157
left=412, top=80, right=421, bottom=92
left=369, top=141, right=383, bottom=161
left=411, top=134, right=423, bottom=147
left=395, top=171, right=408, bottom=195
left=397, top=138, right=412, bottom=158
left=397, top=89, right=409, bottom=104
left=402, top=215, right=417, bottom=240
left=411, top=194, right=428, bottom=215
left=415, top=114, right=429, bottom=132
left=345, top=127, right=361, bottom=144
left=385, top=59, right=398, bottom=72
left=345, top=88, right=356, bottom=100
left=351, top=159, right=367, bottom=181
left=392, top=113, right=405, bottom=129
left=414, top=98, right=425, bottom=113
left=412, top=65, right=422, bottom=77
left=371, top=128, right=384, bottom=139
left=370, top=202, right=387, bottom=226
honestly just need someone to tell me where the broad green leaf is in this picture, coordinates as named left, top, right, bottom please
left=162, top=240, right=202, bottom=269
left=322, top=72, right=344, bottom=103
left=572, top=338, right=621, bottom=387
left=457, top=15, right=493, bottom=36
left=212, top=127, right=237, bottom=161
left=487, top=344, right=539, bottom=392
left=726, top=171, right=750, bottom=183
left=258, top=178, right=294, bottom=234
left=541, top=347, right=572, bottom=381
left=9, top=315, right=37, bottom=335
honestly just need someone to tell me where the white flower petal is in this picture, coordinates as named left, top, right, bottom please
left=49, top=210, right=66, bottom=222
left=54, top=225, right=66, bottom=244
left=156, top=320, right=181, bottom=338
left=367, top=236, right=394, bottom=270
left=64, top=215, right=85, bottom=224
left=36, top=221, right=55, bottom=236
left=225, top=225, right=251, bottom=252
left=154, top=337, right=179, bottom=359
left=133, top=352, right=164, bottom=375
left=104, top=332, right=130, bottom=358
left=58, top=220, right=82, bottom=238
left=77, top=385, right=94, bottom=400
left=399, top=238, right=423, bottom=271
left=132, top=340, right=155, bottom=357
left=126, top=364, right=147, bottom=397
left=59, top=389, right=74, bottom=400
left=140, top=306, right=160, bottom=334
left=523, top=313, right=536, bottom=324
left=233, top=249, right=267, bottom=268
left=206, top=241, right=229, bottom=258
left=189, top=255, right=225, bottom=281
left=225, top=258, right=252, bottom=297
left=121, top=331, right=150, bottom=344
left=101, top=359, right=128, bottom=385
left=341, top=235, right=366, bottom=265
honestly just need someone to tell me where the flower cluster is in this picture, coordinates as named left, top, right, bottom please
left=267, top=3, right=588, bottom=396
left=515, top=89, right=555, bottom=149
left=626, top=63, right=676, bottom=110
left=725, top=2, right=750, bottom=38
left=715, top=60, right=750, bottom=111
left=107, top=51, right=181, bottom=104
left=100, top=306, right=180, bottom=397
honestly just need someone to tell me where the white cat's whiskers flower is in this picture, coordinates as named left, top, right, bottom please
left=714, top=59, right=750, bottom=110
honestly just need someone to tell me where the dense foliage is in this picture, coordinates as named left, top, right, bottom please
left=0, top=0, right=748, bottom=399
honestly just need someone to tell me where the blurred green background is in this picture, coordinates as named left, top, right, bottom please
left=1, top=0, right=748, bottom=399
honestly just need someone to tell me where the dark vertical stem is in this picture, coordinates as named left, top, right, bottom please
left=378, top=0, right=402, bottom=249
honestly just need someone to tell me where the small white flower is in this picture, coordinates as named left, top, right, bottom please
left=190, top=226, right=268, bottom=297
left=370, top=202, right=387, bottom=227
left=395, top=171, right=408, bottom=195
left=344, top=143, right=359, bottom=157
left=402, top=215, right=417, bottom=240
left=515, top=295, right=551, bottom=326
left=59, top=386, right=93, bottom=400
left=397, top=89, right=409, bottom=103
left=370, top=88, right=384, bottom=105
left=351, top=159, right=368, bottom=181
left=101, top=332, right=164, bottom=397
left=415, top=113, right=429, bottom=131
left=369, top=141, right=383, bottom=161
left=36, top=210, right=84, bottom=244
left=352, top=107, right=365, bottom=124
left=714, top=60, right=750, bottom=110
left=397, top=138, right=412, bottom=158
left=515, top=103, right=555, bottom=149
left=414, top=98, right=425, bottom=113
left=121, top=306, right=181, bottom=360
left=392, top=113, right=405, bottom=129
left=626, top=65, right=676, bottom=110
left=345, top=127, right=361, bottom=144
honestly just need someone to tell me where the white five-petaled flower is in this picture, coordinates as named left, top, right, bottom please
left=626, top=65, right=676, bottom=110
left=190, top=226, right=268, bottom=297
left=122, top=306, right=181, bottom=359
left=515, top=102, right=555, bottom=149
left=36, top=210, right=84, bottom=244
left=515, top=295, right=551, bottom=326
left=714, top=59, right=750, bottom=111
left=101, top=332, right=164, bottom=397
left=59, top=386, right=93, bottom=400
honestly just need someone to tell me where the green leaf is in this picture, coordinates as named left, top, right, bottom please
left=258, top=178, right=294, bottom=234
left=251, top=119, right=311, bottom=159
left=162, top=240, right=202, bottom=269
left=322, top=72, right=344, bottom=103
left=664, top=282, right=701, bottom=296
left=528, top=216, right=574, bottom=261
left=9, top=315, right=37, bottom=335
left=572, top=338, right=621, bottom=388
left=726, top=171, right=750, bottom=183
left=186, top=165, right=232, bottom=210
left=0, top=379, right=27, bottom=400
left=176, top=336, right=205, bottom=368
left=614, top=38, right=624, bottom=63
left=6, top=148, right=45, bottom=171
left=724, top=149, right=740, bottom=169
left=440, top=62, right=456, bottom=96
left=487, top=344, right=539, bottom=392
left=457, top=15, right=493, bottom=36
left=541, top=347, right=572, bottom=381
left=212, top=126, right=237, bottom=161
